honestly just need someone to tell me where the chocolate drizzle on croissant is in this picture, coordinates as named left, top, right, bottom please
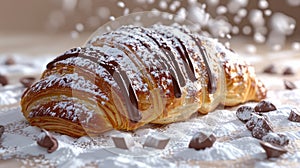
left=98, top=60, right=141, bottom=123
left=47, top=48, right=142, bottom=123
left=111, top=26, right=186, bottom=98
left=21, top=24, right=267, bottom=137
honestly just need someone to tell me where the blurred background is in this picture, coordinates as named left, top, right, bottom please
left=0, top=0, right=299, bottom=56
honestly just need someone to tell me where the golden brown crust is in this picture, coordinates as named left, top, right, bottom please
left=20, top=24, right=267, bottom=137
left=218, top=52, right=267, bottom=106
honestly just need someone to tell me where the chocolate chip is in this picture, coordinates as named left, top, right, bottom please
left=4, top=57, right=16, bottom=65
left=252, top=124, right=273, bottom=139
left=263, top=64, right=276, bottom=74
left=20, top=77, right=36, bottom=88
left=254, top=100, right=277, bottom=113
left=246, top=113, right=272, bottom=131
left=0, top=74, right=9, bottom=86
left=143, top=134, right=170, bottom=149
left=288, top=108, right=300, bottom=122
left=37, top=129, right=58, bottom=153
left=246, top=113, right=273, bottom=139
left=236, top=106, right=254, bottom=122
left=259, top=140, right=288, bottom=158
left=262, top=133, right=289, bottom=146
left=0, top=125, right=4, bottom=139
left=188, top=132, right=216, bottom=150
left=111, top=134, right=134, bottom=150
left=284, top=80, right=297, bottom=90
left=246, top=115, right=258, bottom=131
left=282, top=67, right=294, bottom=75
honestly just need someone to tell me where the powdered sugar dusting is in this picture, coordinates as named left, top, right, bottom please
left=55, top=56, right=118, bottom=88
left=32, top=73, right=108, bottom=101
left=2, top=98, right=300, bottom=167
left=29, top=99, right=95, bottom=124
left=1, top=52, right=300, bottom=167
left=0, top=3, right=299, bottom=166
left=95, top=44, right=148, bottom=93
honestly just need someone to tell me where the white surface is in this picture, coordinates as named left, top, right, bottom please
left=0, top=47, right=300, bottom=167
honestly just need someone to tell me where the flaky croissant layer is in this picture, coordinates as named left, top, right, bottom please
left=21, top=24, right=266, bottom=137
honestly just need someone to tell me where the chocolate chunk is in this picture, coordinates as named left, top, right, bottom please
left=0, top=125, right=4, bottom=139
left=259, top=140, right=288, bottom=158
left=262, top=133, right=289, bottom=146
left=246, top=116, right=257, bottom=131
left=284, top=80, right=297, bottom=90
left=236, top=106, right=254, bottom=122
left=37, top=129, right=58, bottom=153
left=246, top=113, right=272, bottom=131
left=143, top=134, right=170, bottom=149
left=282, top=67, right=294, bottom=75
left=4, top=57, right=16, bottom=65
left=111, top=134, right=134, bottom=150
left=246, top=113, right=273, bottom=139
left=263, top=64, right=276, bottom=74
left=252, top=124, right=273, bottom=140
left=288, top=108, right=300, bottom=122
left=188, top=132, right=216, bottom=150
left=254, top=100, right=277, bottom=113
left=0, top=74, right=8, bottom=86
left=20, top=77, right=36, bottom=88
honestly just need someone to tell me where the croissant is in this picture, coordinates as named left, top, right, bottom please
left=21, top=24, right=267, bottom=137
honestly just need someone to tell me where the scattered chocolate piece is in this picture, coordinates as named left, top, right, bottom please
left=0, top=74, right=9, bottom=86
left=20, top=77, right=36, bottom=88
left=246, top=116, right=257, bottom=131
left=254, top=100, right=277, bottom=113
left=252, top=125, right=273, bottom=139
left=236, top=106, right=254, bottom=122
left=0, top=125, right=4, bottom=139
left=111, top=134, right=134, bottom=150
left=143, top=134, right=170, bottom=149
left=262, top=133, right=289, bottom=146
left=284, top=80, right=297, bottom=90
left=263, top=64, right=276, bottom=74
left=188, top=132, right=216, bottom=150
left=246, top=113, right=272, bottom=131
left=288, top=108, right=300, bottom=122
left=246, top=113, right=273, bottom=139
left=282, top=67, right=294, bottom=75
left=259, top=140, right=288, bottom=158
left=4, top=57, right=16, bottom=65
left=37, top=129, right=59, bottom=153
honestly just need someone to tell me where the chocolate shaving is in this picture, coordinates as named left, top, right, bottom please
left=259, top=140, right=288, bottom=158
left=0, top=74, right=9, bottom=86
left=0, top=125, right=4, bottom=139
left=188, top=132, right=216, bottom=150
left=288, top=108, right=300, bottom=122
left=284, top=80, right=297, bottom=90
left=20, top=77, right=36, bottom=88
left=254, top=100, right=277, bottom=113
left=37, top=129, right=58, bottom=153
